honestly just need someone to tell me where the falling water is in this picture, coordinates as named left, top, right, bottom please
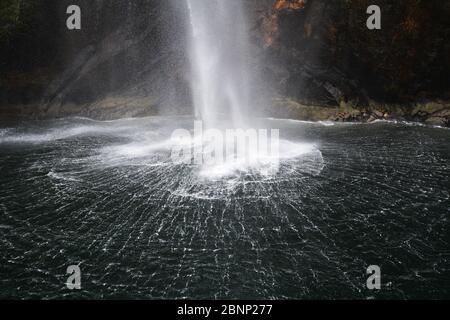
left=186, top=0, right=252, bottom=128
left=184, top=0, right=323, bottom=178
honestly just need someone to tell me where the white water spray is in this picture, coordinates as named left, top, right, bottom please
left=183, top=0, right=323, bottom=179
left=186, top=0, right=252, bottom=128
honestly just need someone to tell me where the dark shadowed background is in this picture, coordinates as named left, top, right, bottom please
left=1, top=0, right=449, bottom=124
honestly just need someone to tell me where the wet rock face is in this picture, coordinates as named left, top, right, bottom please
left=253, top=0, right=366, bottom=108
left=257, top=0, right=450, bottom=107
left=1, top=0, right=192, bottom=119
left=42, top=0, right=192, bottom=118
left=1, top=0, right=450, bottom=121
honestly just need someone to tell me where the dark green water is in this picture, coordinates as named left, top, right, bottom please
left=0, top=117, right=449, bottom=299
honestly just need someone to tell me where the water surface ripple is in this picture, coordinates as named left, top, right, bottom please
left=0, top=117, right=449, bottom=299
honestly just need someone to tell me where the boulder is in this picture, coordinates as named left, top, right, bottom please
left=425, top=116, right=447, bottom=127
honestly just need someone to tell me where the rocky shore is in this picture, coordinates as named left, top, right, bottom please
left=2, top=96, right=449, bottom=129
left=269, top=98, right=450, bottom=127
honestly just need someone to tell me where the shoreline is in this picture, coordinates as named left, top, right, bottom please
left=1, top=97, right=449, bottom=128
left=269, top=98, right=450, bottom=128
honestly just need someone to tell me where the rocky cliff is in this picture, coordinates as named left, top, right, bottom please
left=1, top=0, right=449, bottom=125
left=1, top=0, right=191, bottom=120
left=254, top=0, right=450, bottom=125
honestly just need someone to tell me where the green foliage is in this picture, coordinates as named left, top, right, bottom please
left=0, top=0, right=37, bottom=44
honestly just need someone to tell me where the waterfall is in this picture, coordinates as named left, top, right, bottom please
left=186, top=0, right=252, bottom=128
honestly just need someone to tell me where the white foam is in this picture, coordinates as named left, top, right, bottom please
left=47, top=170, right=81, bottom=182
left=0, top=124, right=138, bottom=144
